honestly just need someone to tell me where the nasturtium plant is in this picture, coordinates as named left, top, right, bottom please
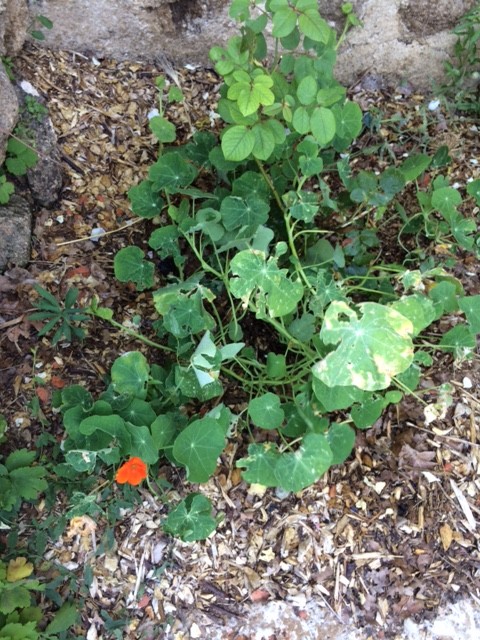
left=56, top=0, right=479, bottom=542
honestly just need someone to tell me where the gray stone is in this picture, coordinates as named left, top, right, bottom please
left=24, top=110, right=63, bottom=207
left=28, top=0, right=477, bottom=89
left=0, top=194, right=32, bottom=271
left=0, top=63, right=18, bottom=166
left=0, top=0, right=29, bottom=56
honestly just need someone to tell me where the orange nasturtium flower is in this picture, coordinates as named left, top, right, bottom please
left=115, top=457, right=148, bottom=486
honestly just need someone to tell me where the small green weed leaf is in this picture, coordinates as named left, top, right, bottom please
left=149, top=151, right=198, bottom=190
left=221, top=125, right=255, bottom=161
left=312, top=377, right=364, bottom=411
left=149, top=115, right=176, bottom=143
left=0, top=589, right=32, bottom=615
left=440, top=325, right=476, bottom=359
left=114, top=246, right=154, bottom=291
left=65, top=450, right=97, bottom=473
left=5, top=449, right=36, bottom=472
left=128, top=180, right=164, bottom=218
left=314, top=301, right=414, bottom=391
left=466, top=178, right=480, bottom=205
left=45, top=602, right=78, bottom=634
left=249, top=393, right=284, bottom=429
left=459, top=295, right=480, bottom=332
left=237, top=443, right=280, bottom=487
left=10, top=466, right=47, bottom=501
left=266, top=353, right=287, bottom=379
left=274, top=433, right=333, bottom=492
left=172, top=417, right=225, bottom=482
left=351, top=396, right=386, bottom=429
left=229, top=250, right=304, bottom=317
left=0, top=175, right=14, bottom=204
left=326, top=423, right=355, bottom=464
left=398, top=153, right=431, bottom=182
left=163, top=493, right=216, bottom=541
left=310, top=107, right=336, bottom=145
left=111, top=351, right=150, bottom=397
left=37, top=15, right=53, bottom=29
left=128, top=425, right=159, bottom=464
left=391, top=294, right=436, bottom=335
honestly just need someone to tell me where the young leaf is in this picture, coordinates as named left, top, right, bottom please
left=249, top=393, right=284, bottom=429
left=149, top=115, right=176, bottom=143
left=163, top=493, right=216, bottom=541
left=114, top=246, right=155, bottom=291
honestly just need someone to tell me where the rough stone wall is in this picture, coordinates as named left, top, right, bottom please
left=22, top=0, right=480, bottom=89
left=1, top=0, right=29, bottom=56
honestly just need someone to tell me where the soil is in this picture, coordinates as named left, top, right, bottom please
left=0, top=42, right=479, bottom=639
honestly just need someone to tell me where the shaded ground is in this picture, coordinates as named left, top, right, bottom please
left=0, top=43, right=479, bottom=638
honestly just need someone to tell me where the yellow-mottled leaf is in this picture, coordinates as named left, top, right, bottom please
left=7, top=557, right=34, bottom=582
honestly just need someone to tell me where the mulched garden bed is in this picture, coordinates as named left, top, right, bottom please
left=0, top=42, right=479, bottom=639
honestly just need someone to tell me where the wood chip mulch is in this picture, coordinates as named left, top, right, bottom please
left=1, top=42, right=479, bottom=639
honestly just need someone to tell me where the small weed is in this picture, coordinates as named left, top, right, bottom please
left=29, top=285, right=90, bottom=345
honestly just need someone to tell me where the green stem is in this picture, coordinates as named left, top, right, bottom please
left=89, top=310, right=176, bottom=354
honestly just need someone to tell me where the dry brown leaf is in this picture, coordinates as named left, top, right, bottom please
left=439, top=523, right=453, bottom=551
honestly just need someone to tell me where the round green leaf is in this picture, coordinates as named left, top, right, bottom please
left=128, top=180, right=164, bottom=218
left=249, top=393, right=284, bottom=429
left=114, top=246, right=155, bottom=291
left=172, top=417, right=225, bottom=482
left=111, top=352, right=150, bottom=398
left=274, top=433, right=333, bottom=492
left=149, top=115, right=176, bottom=143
